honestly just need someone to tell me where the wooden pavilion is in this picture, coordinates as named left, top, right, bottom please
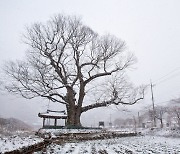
left=38, top=110, right=67, bottom=129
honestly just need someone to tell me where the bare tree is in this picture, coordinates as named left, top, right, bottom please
left=172, top=107, right=180, bottom=127
left=3, top=14, right=145, bottom=127
left=170, top=98, right=180, bottom=127
left=154, top=106, right=167, bottom=128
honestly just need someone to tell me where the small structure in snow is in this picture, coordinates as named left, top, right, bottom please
left=99, top=121, right=105, bottom=128
left=38, top=110, right=67, bottom=129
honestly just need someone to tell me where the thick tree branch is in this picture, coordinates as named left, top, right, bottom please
left=81, top=96, right=144, bottom=113
left=81, top=86, right=145, bottom=113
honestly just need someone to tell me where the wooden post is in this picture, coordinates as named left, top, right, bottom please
left=150, top=81, right=156, bottom=127
left=43, top=118, right=45, bottom=127
left=54, top=119, right=57, bottom=126
left=65, top=119, right=67, bottom=126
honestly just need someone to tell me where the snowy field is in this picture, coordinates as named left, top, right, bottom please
left=1, top=128, right=180, bottom=153
left=37, top=136, right=180, bottom=154
left=0, top=132, right=43, bottom=153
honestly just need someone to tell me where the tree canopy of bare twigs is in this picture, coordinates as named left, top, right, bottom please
left=3, top=14, right=146, bottom=126
left=169, top=98, right=180, bottom=127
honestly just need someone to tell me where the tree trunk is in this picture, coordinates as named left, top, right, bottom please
left=66, top=105, right=82, bottom=127
left=75, top=106, right=82, bottom=126
left=66, top=105, right=75, bottom=126
left=65, top=86, right=83, bottom=127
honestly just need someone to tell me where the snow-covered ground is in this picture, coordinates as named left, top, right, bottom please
left=143, top=128, right=180, bottom=138
left=35, top=135, right=180, bottom=154
left=1, top=128, right=180, bottom=153
left=35, top=128, right=180, bottom=153
left=0, top=131, right=43, bottom=153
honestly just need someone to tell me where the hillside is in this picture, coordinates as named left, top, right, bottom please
left=0, top=117, right=32, bottom=135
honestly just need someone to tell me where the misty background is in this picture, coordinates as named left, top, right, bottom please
left=0, top=0, right=180, bottom=127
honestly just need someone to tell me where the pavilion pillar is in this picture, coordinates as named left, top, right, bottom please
left=54, top=119, right=57, bottom=126
left=43, top=118, right=45, bottom=127
left=65, top=119, right=67, bottom=126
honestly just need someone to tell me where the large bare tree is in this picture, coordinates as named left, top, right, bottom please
left=4, top=14, right=145, bottom=127
left=154, top=106, right=167, bottom=128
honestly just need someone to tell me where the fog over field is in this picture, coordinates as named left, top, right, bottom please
left=0, top=0, right=180, bottom=127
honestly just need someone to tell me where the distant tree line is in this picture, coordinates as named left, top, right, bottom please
left=114, top=98, right=180, bottom=129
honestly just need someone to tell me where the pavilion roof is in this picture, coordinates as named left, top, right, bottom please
left=38, top=110, right=67, bottom=119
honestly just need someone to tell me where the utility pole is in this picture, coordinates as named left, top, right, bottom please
left=150, top=81, right=156, bottom=127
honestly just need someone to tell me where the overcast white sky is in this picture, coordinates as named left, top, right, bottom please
left=0, top=0, right=180, bottom=127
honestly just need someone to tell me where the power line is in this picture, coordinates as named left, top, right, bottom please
left=155, top=71, right=180, bottom=85
left=153, top=67, right=180, bottom=85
